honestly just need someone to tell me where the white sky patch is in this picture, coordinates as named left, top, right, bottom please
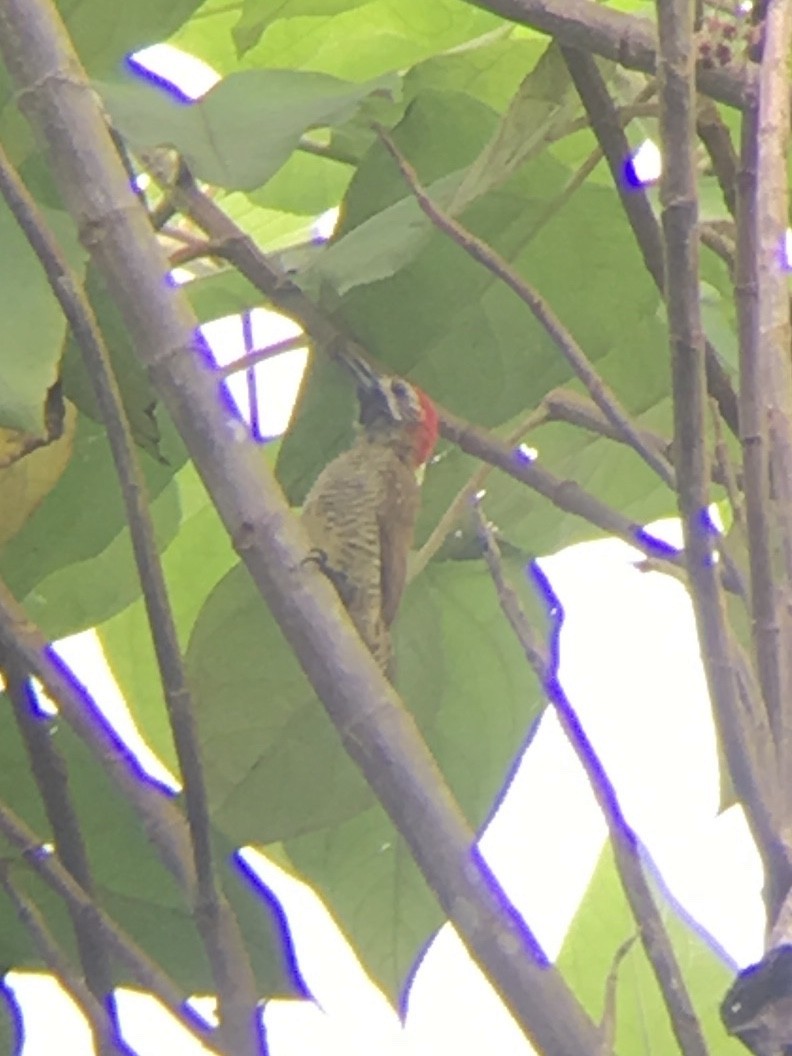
left=630, top=139, right=662, bottom=185
left=132, top=43, right=220, bottom=98
left=314, top=207, right=340, bottom=241
left=784, top=228, right=792, bottom=271
left=200, top=310, right=309, bottom=438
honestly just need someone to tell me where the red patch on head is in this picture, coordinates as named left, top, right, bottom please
left=413, top=388, right=439, bottom=467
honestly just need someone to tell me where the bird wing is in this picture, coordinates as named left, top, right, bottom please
left=378, top=460, right=420, bottom=627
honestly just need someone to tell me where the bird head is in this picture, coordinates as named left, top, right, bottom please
left=344, top=355, right=439, bottom=469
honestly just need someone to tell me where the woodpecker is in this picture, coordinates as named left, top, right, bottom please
left=301, top=356, right=439, bottom=680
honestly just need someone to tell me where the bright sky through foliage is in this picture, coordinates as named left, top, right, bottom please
left=8, top=38, right=766, bottom=1056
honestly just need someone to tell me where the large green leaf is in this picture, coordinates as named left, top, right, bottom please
left=558, top=844, right=744, bottom=1056
left=61, top=265, right=164, bottom=460
left=0, top=202, right=83, bottom=436
left=173, top=0, right=503, bottom=81
left=0, top=693, right=298, bottom=998
left=0, top=413, right=187, bottom=640
left=184, top=553, right=544, bottom=996
left=279, top=87, right=681, bottom=557
left=99, top=69, right=400, bottom=192
left=96, top=459, right=243, bottom=770
left=233, top=0, right=373, bottom=55
left=56, top=0, right=204, bottom=76
left=0, top=0, right=204, bottom=184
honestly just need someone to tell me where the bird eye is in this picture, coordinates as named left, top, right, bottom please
left=391, top=380, right=409, bottom=398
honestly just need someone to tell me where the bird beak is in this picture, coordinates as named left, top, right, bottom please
left=342, top=353, right=380, bottom=391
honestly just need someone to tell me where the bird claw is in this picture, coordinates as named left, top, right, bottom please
left=302, top=548, right=355, bottom=604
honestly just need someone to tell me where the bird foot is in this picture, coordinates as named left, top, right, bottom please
left=302, top=548, right=355, bottom=606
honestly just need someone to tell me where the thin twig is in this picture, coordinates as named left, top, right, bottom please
left=0, top=800, right=220, bottom=1054
left=699, top=223, right=735, bottom=271
left=412, top=403, right=549, bottom=578
left=697, top=99, right=739, bottom=218
left=2, top=657, right=120, bottom=1046
left=599, top=936, right=638, bottom=1056
left=168, top=236, right=224, bottom=268
left=218, top=333, right=307, bottom=379
left=375, top=123, right=677, bottom=490
left=0, top=864, right=130, bottom=1056
left=0, top=139, right=260, bottom=1052
left=709, top=398, right=746, bottom=545
left=158, top=168, right=684, bottom=575
left=544, top=389, right=667, bottom=453
left=473, top=505, right=710, bottom=1056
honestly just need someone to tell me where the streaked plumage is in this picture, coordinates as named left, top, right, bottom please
left=301, top=362, right=438, bottom=679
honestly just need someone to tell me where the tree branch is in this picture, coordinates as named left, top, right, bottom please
left=375, top=123, right=678, bottom=490
left=0, top=140, right=260, bottom=1055
left=0, top=864, right=130, bottom=1056
left=558, top=45, right=739, bottom=437
left=697, top=99, right=738, bottom=218
left=0, top=2, right=603, bottom=1051
left=753, top=0, right=792, bottom=829
left=154, top=167, right=689, bottom=577
left=0, top=800, right=220, bottom=1054
left=655, top=0, right=789, bottom=910
left=736, top=96, right=782, bottom=764
left=0, top=579, right=196, bottom=877
left=473, top=505, right=709, bottom=1056
left=462, top=0, right=754, bottom=109
left=2, top=658, right=121, bottom=1050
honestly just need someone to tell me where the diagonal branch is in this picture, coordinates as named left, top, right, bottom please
left=473, top=504, right=709, bottom=1056
left=697, top=99, right=739, bottom=219
left=375, top=123, right=677, bottom=490
left=0, top=2, right=603, bottom=1052
left=0, top=864, right=130, bottom=1056
left=463, top=0, right=754, bottom=109
left=0, top=799, right=221, bottom=1054
left=557, top=45, right=739, bottom=437
left=156, top=166, right=688, bottom=576
left=2, top=657, right=121, bottom=1050
left=0, top=578, right=195, bottom=886
left=0, top=141, right=260, bottom=1055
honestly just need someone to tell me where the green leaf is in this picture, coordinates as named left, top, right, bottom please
left=99, top=69, right=400, bottom=192
left=0, top=202, right=83, bottom=435
left=308, top=43, right=586, bottom=298
left=58, top=0, right=205, bottom=76
left=173, top=0, right=502, bottom=81
left=404, top=28, right=547, bottom=110
left=558, top=844, right=744, bottom=1056
left=61, top=265, right=164, bottom=460
left=233, top=0, right=372, bottom=56
left=96, top=460, right=242, bottom=770
left=186, top=554, right=543, bottom=997
left=0, top=414, right=187, bottom=640
left=0, top=695, right=298, bottom=997
left=447, top=42, right=581, bottom=215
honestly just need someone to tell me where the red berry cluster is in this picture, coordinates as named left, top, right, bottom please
left=697, top=10, right=763, bottom=68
